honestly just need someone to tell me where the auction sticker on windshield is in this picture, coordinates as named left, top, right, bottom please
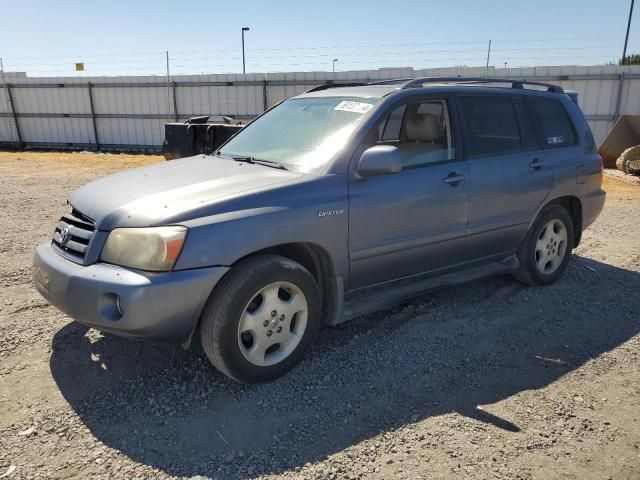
left=334, top=101, right=374, bottom=114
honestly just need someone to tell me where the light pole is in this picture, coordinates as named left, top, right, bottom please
left=242, top=27, right=250, bottom=74
left=332, top=58, right=338, bottom=73
left=485, top=40, right=491, bottom=77
left=622, top=0, right=635, bottom=64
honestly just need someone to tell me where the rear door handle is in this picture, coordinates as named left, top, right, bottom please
left=443, top=172, right=465, bottom=186
left=529, top=158, right=545, bottom=170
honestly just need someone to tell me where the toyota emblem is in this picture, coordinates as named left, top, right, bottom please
left=59, top=226, right=71, bottom=244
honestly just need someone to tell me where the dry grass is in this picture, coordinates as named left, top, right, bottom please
left=0, top=150, right=163, bottom=178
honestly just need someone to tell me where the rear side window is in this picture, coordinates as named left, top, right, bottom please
left=528, top=97, right=576, bottom=148
left=459, top=96, right=520, bottom=157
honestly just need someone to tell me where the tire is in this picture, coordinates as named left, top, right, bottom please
left=199, top=254, right=321, bottom=384
left=512, top=205, right=574, bottom=287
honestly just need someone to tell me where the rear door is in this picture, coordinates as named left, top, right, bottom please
left=459, top=94, right=554, bottom=260
left=527, top=95, right=584, bottom=183
left=348, top=95, right=470, bottom=289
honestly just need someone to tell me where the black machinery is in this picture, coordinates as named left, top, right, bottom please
left=163, top=116, right=244, bottom=160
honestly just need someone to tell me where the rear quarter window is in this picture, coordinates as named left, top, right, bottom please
left=528, top=97, right=576, bottom=148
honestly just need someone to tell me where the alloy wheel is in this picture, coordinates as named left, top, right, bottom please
left=535, top=219, right=568, bottom=275
left=237, top=282, right=308, bottom=367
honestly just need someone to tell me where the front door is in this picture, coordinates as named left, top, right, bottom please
left=348, top=97, right=470, bottom=289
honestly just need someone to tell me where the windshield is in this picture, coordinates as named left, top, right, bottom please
left=219, top=97, right=378, bottom=172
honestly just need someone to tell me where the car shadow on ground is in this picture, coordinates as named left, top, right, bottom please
left=49, top=256, right=640, bottom=478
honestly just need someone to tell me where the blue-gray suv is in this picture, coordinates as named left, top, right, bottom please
left=33, top=77, right=606, bottom=383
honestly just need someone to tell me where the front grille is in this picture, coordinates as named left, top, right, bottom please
left=52, top=208, right=96, bottom=262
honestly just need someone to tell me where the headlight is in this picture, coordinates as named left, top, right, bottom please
left=100, top=226, right=187, bottom=271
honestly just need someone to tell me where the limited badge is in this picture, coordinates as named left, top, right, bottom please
left=318, top=209, right=345, bottom=217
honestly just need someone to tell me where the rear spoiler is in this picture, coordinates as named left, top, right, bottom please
left=565, top=90, right=579, bottom=106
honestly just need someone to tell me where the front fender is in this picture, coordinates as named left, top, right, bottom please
left=173, top=176, right=349, bottom=279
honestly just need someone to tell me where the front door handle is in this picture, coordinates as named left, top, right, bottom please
left=529, top=158, right=545, bottom=170
left=443, top=172, right=465, bottom=186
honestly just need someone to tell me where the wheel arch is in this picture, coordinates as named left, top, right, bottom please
left=543, top=196, right=583, bottom=247
left=185, top=242, right=340, bottom=351
left=218, top=242, right=340, bottom=326
left=520, top=195, right=582, bottom=258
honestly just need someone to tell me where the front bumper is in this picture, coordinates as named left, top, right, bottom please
left=33, top=244, right=229, bottom=343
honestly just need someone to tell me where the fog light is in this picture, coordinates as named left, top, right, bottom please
left=116, top=296, right=124, bottom=316
left=98, top=293, right=123, bottom=321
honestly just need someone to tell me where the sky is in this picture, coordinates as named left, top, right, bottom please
left=0, top=0, right=637, bottom=77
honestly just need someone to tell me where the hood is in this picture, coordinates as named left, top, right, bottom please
left=70, top=155, right=302, bottom=230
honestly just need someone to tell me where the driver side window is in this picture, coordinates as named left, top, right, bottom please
left=374, top=100, right=455, bottom=167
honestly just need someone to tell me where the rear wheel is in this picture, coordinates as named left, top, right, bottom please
left=512, top=205, right=574, bottom=286
left=199, top=254, right=321, bottom=384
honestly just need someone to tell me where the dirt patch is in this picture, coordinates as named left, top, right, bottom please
left=0, top=153, right=639, bottom=480
left=0, top=150, right=162, bottom=177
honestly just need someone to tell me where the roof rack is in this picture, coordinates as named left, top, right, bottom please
left=396, top=77, right=565, bottom=93
left=304, top=82, right=366, bottom=93
left=368, top=78, right=415, bottom=85
left=304, top=77, right=565, bottom=94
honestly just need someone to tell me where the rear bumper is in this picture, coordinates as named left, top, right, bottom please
left=582, top=189, right=606, bottom=228
left=33, top=244, right=228, bottom=343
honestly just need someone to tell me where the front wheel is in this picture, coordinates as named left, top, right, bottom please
left=199, top=254, right=321, bottom=384
left=512, top=205, right=574, bottom=286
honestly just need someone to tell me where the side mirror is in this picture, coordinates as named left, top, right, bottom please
left=357, top=145, right=402, bottom=178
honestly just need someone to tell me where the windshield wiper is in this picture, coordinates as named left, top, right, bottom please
left=231, top=155, right=289, bottom=170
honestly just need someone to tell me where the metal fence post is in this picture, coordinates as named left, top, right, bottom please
left=6, top=83, right=23, bottom=147
left=87, top=83, right=100, bottom=150
left=172, top=81, right=178, bottom=122
left=0, top=57, right=17, bottom=147
left=262, top=79, right=268, bottom=112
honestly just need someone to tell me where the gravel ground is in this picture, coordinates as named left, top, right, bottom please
left=0, top=152, right=639, bottom=480
left=604, top=168, right=640, bottom=186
